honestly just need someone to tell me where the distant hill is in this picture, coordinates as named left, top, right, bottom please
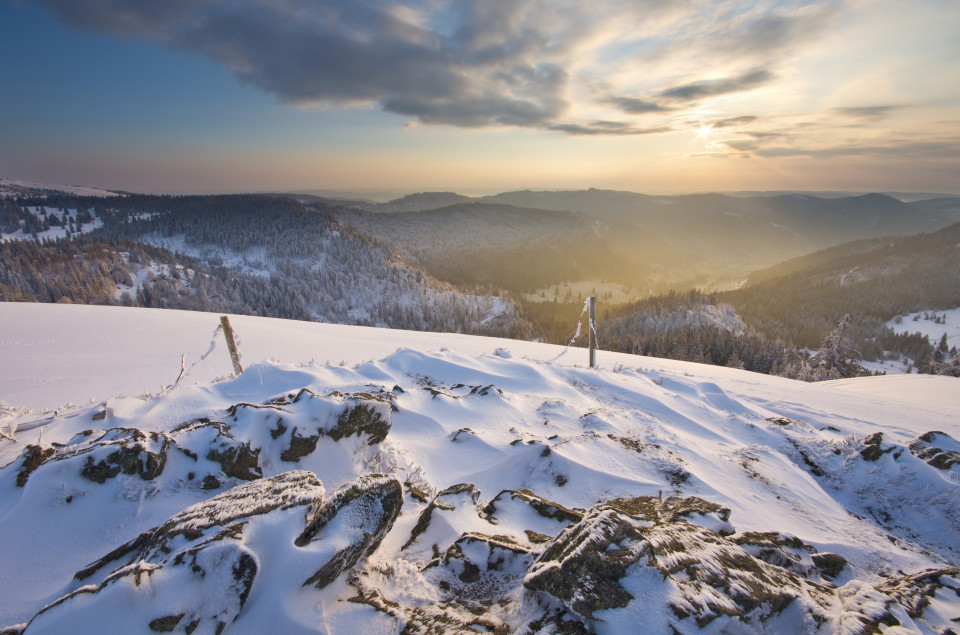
left=334, top=188, right=960, bottom=295
left=723, top=222, right=960, bottom=350
left=909, top=196, right=960, bottom=217
left=372, top=191, right=473, bottom=212
left=480, top=190, right=957, bottom=248
left=0, top=178, right=121, bottom=198
left=721, top=190, right=959, bottom=202
left=332, top=202, right=636, bottom=292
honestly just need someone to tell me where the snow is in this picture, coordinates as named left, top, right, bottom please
left=1, top=303, right=958, bottom=631
left=139, top=234, right=273, bottom=279
left=0, top=179, right=121, bottom=198
left=887, top=308, right=960, bottom=351
left=1, top=207, right=104, bottom=242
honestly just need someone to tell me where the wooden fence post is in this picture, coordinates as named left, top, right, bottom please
left=588, top=296, right=596, bottom=368
left=220, top=315, right=243, bottom=376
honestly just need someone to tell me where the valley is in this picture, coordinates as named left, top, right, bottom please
left=3, top=184, right=959, bottom=380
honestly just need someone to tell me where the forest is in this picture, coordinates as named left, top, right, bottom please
left=0, top=196, right=533, bottom=339
left=1, top=193, right=957, bottom=379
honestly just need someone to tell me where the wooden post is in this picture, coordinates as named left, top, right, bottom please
left=220, top=315, right=243, bottom=376
left=588, top=296, right=596, bottom=368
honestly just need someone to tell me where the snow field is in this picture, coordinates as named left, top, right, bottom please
left=0, top=303, right=958, bottom=631
left=887, top=307, right=960, bottom=352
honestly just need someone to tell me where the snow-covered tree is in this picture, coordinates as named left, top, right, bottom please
left=805, top=314, right=866, bottom=380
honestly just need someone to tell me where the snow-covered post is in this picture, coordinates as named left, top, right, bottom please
left=220, top=315, right=243, bottom=376
left=588, top=296, right=597, bottom=368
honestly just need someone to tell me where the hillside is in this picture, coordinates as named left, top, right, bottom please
left=723, top=222, right=960, bottom=352
left=0, top=195, right=532, bottom=339
left=1, top=304, right=958, bottom=633
left=331, top=203, right=638, bottom=292
left=339, top=189, right=960, bottom=295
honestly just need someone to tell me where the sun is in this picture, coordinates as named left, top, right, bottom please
left=697, top=125, right=712, bottom=139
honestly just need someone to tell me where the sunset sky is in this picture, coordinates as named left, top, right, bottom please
left=1, top=0, right=958, bottom=196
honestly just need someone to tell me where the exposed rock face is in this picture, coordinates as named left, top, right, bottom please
left=524, top=495, right=841, bottom=629
left=279, top=426, right=319, bottom=462
left=482, top=489, right=583, bottom=526
left=861, top=431, right=895, bottom=462
left=5, top=390, right=396, bottom=496
left=14, top=428, right=171, bottom=487
left=733, top=531, right=819, bottom=578
left=297, top=474, right=403, bottom=589
left=909, top=431, right=960, bottom=471
left=17, top=471, right=409, bottom=633
left=325, top=396, right=393, bottom=445
left=308, top=480, right=960, bottom=634
left=74, top=471, right=326, bottom=583
left=25, top=471, right=324, bottom=635
left=5, top=377, right=959, bottom=634
left=811, top=552, right=848, bottom=580
left=424, top=533, right=534, bottom=603
left=205, top=442, right=261, bottom=481
left=14, top=444, right=55, bottom=487
left=402, top=483, right=482, bottom=552
left=520, top=494, right=960, bottom=632
left=877, top=567, right=960, bottom=620
left=525, top=507, right=647, bottom=618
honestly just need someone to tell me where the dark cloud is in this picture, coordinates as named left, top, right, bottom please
left=604, top=71, right=773, bottom=117
left=709, top=115, right=759, bottom=128
left=745, top=131, right=787, bottom=139
left=32, top=0, right=583, bottom=129
left=603, top=96, right=671, bottom=114
left=23, top=1, right=790, bottom=132
left=547, top=122, right=672, bottom=136
left=182, top=4, right=465, bottom=105
left=658, top=69, right=775, bottom=102
left=33, top=0, right=208, bottom=38
left=831, top=106, right=900, bottom=120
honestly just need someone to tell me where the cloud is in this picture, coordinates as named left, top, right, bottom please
left=547, top=121, right=672, bottom=136
left=756, top=140, right=960, bottom=160
left=709, top=115, right=759, bottom=128
left=14, top=0, right=868, bottom=138
left=30, top=0, right=208, bottom=38
left=718, top=139, right=760, bottom=152
left=831, top=106, right=901, bottom=120
left=603, top=96, right=672, bottom=114
left=658, top=69, right=775, bottom=102
left=32, top=0, right=612, bottom=129
left=699, top=6, right=835, bottom=64
left=605, top=70, right=773, bottom=118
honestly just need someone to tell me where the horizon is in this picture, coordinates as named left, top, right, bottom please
left=4, top=177, right=959, bottom=204
left=1, top=1, right=958, bottom=195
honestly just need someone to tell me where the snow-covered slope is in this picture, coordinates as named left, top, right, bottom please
left=0, top=179, right=120, bottom=198
left=0, top=206, right=104, bottom=242
left=1, top=304, right=958, bottom=633
left=888, top=309, right=960, bottom=352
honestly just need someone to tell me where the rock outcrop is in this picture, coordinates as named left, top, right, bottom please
left=24, top=471, right=324, bottom=634
left=297, top=474, right=404, bottom=588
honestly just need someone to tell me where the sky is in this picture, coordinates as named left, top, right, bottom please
left=1, top=0, right=958, bottom=197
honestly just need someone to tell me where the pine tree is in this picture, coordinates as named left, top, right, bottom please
left=806, top=314, right=866, bottom=380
